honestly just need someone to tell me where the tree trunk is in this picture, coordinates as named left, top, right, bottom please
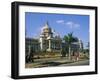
left=68, top=45, right=71, bottom=60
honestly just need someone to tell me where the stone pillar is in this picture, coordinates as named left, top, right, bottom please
left=40, top=37, right=43, bottom=51
left=48, top=39, right=51, bottom=51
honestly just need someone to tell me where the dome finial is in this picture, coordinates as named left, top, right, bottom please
left=45, top=21, right=49, bottom=28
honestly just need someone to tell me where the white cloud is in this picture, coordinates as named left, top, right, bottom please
left=56, top=20, right=64, bottom=24
left=66, top=21, right=73, bottom=25
left=56, top=20, right=80, bottom=29
left=65, top=21, right=73, bottom=28
left=66, top=21, right=80, bottom=29
left=74, top=24, right=80, bottom=28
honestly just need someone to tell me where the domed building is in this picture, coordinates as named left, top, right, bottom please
left=25, top=22, right=83, bottom=57
left=39, top=22, right=62, bottom=52
left=41, top=22, right=53, bottom=38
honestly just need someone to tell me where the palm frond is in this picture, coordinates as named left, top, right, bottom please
left=63, top=32, right=78, bottom=44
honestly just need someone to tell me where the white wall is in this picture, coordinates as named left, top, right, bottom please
left=0, top=0, right=99, bottom=81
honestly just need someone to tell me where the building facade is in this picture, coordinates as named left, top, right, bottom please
left=25, top=38, right=40, bottom=56
left=25, top=22, right=83, bottom=55
left=39, top=22, right=62, bottom=52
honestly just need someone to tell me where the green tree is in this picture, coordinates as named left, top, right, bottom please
left=61, top=48, right=66, bottom=57
left=63, top=32, right=78, bottom=60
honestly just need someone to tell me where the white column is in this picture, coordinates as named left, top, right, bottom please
left=48, top=39, right=51, bottom=51
left=40, top=37, right=43, bottom=51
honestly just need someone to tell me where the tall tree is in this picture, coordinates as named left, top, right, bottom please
left=63, top=32, right=78, bottom=60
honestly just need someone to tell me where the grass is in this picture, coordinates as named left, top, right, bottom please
left=79, top=53, right=89, bottom=59
left=33, top=52, right=62, bottom=59
left=25, top=52, right=89, bottom=68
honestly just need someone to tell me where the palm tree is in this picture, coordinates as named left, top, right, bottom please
left=63, top=32, right=78, bottom=60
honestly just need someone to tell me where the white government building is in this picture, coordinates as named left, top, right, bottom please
left=25, top=22, right=83, bottom=55
left=39, top=22, right=62, bottom=52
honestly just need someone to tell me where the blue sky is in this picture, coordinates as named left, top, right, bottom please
left=25, top=12, right=89, bottom=48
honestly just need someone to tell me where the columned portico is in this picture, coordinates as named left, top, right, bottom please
left=47, top=39, right=51, bottom=51
left=39, top=22, right=62, bottom=52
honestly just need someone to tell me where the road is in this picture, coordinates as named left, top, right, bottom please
left=25, top=57, right=89, bottom=68
left=59, top=60, right=89, bottom=66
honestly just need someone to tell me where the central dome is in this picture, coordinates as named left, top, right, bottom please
left=43, top=22, right=52, bottom=33
left=43, top=21, right=49, bottom=29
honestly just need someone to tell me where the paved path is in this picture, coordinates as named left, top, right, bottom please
left=59, top=60, right=89, bottom=66
left=25, top=57, right=89, bottom=68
